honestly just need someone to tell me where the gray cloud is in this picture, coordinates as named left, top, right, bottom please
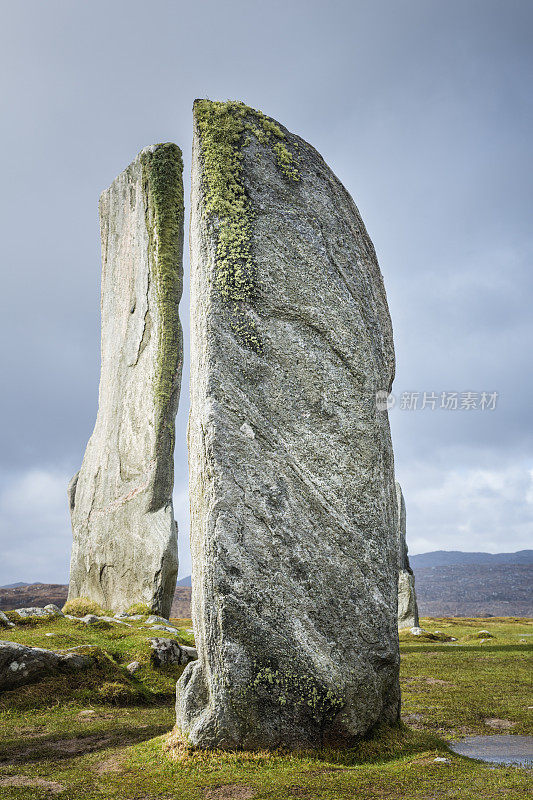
left=0, top=0, right=531, bottom=583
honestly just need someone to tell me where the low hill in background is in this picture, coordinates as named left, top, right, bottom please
left=1, top=551, right=531, bottom=618
left=410, top=550, right=533, bottom=567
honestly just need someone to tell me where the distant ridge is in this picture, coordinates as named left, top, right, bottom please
left=0, top=581, right=33, bottom=589
left=410, top=550, right=533, bottom=568
left=176, top=575, right=192, bottom=587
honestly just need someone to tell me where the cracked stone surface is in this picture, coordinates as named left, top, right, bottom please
left=67, top=145, right=184, bottom=618
left=176, top=101, right=400, bottom=750
left=396, top=482, right=419, bottom=630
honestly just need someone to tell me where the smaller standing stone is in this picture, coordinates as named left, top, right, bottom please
left=396, top=482, right=420, bottom=629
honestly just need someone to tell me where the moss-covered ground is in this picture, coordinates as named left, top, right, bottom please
left=0, top=617, right=531, bottom=798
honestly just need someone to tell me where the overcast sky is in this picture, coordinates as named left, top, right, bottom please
left=0, top=0, right=531, bottom=584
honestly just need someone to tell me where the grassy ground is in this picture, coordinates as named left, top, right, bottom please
left=0, top=616, right=531, bottom=798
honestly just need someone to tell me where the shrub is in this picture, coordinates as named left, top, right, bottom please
left=62, top=597, right=105, bottom=617
left=125, top=603, right=152, bottom=616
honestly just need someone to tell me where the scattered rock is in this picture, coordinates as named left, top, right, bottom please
left=81, top=614, right=100, bottom=624
left=12, top=607, right=49, bottom=618
left=126, top=661, right=142, bottom=674
left=477, top=630, right=494, bottom=638
left=0, top=641, right=92, bottom=691
left=180, top=645, right=198, bottom=662
left=484, top=718, right=516, bottom=730
left=99, top=616, right=132, bottom=626
left=146, top=615, right=171, bottom=626
left=408, top=627, right=455, bottom=642
left=150, top=638, right=197, bottom=667
left=433, top=757, right=451, bottom=764
left=67, top=144, right=184, bottom=619
left=43, top=604, right=64, bottom=616
left=146, top=624, right=178, bottom=633
left=0, top=611, right=15, bottom=628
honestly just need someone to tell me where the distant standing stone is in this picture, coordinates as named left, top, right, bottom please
left=396, top=482, right=419, bottom=630
left=176, top=100, right=400, bottom=750
left=67, top=144, right=184, bottom=619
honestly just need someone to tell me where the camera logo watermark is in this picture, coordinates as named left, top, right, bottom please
left=376, top=390, right=498, bottom=412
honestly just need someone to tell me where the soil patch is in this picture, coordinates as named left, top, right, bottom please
left=204, top=785, right=257, bottom=799
left=0, top=775, right=64, bottom=792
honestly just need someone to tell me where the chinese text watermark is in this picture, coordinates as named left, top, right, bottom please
left=375, top=390, right=499, bottom=412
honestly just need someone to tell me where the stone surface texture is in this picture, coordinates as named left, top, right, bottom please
left=150, top=638, right=197, bottom=667
left=0, top=641, right=91, bottom=691
left=176, top=101, right=400, bottom=750
left=395, top=482, right=420, bottom=630
left=67, top=144, right=184, bottom=619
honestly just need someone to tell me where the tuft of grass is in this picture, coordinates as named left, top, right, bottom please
left=125, top=603, right=151, bottom=616
left=62, top=597, right=105, bottom=617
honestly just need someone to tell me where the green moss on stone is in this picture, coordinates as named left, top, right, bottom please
left=241, top=662, right=344, bottom=724
left=194, top=99, right=300, bottom=351
left=141, top=143, right=184, bottom=449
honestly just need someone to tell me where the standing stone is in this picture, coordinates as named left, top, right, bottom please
left=176, top=100, right=400, bottom=750
left=396, top=482, right=420, bottom=630
left=67, top=144, right=184, bottom=619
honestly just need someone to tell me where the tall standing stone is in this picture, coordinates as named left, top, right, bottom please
left=176, top=100, right=400, bottom=750
left=396, top=482, right=420, bottom=630
left=67, top=144, right=184, bottom=619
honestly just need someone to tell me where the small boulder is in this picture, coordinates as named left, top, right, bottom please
left=146, top=615, right=171, bottom=626
left=410, top=627, right=426, bottom=636
left=12, top=607, right=49, bottom=618
left=0, top=612, right=15, bottom=629
left=81, top=615, right=99, bottom=624
left=146, top=624, right=178, bottom=633
left=99, top=616, right=132, bottom=627
left=43, top=604, right=64, bottom=617
left=149, top=638, right=198, bottom=667
left=126, top=661, right=142, bottom=674
left=180, top=645, right=198, bottom=662
left=0, top=641, right=92, bottom=691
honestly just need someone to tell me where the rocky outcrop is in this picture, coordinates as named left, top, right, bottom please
left=10, top=605, right=63, bottom=619
left=395, top=482, right=419, bottom=630
left=149, top=638, right=197, bottom=667
left=67, top=144, right=184, bottom=619
left=0, top=642, right=92, bottom=691
left=176, top=100, right=400, bottom=750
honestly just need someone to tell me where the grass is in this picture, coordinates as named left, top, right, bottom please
left=0, top=617, right=531, bottom=798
